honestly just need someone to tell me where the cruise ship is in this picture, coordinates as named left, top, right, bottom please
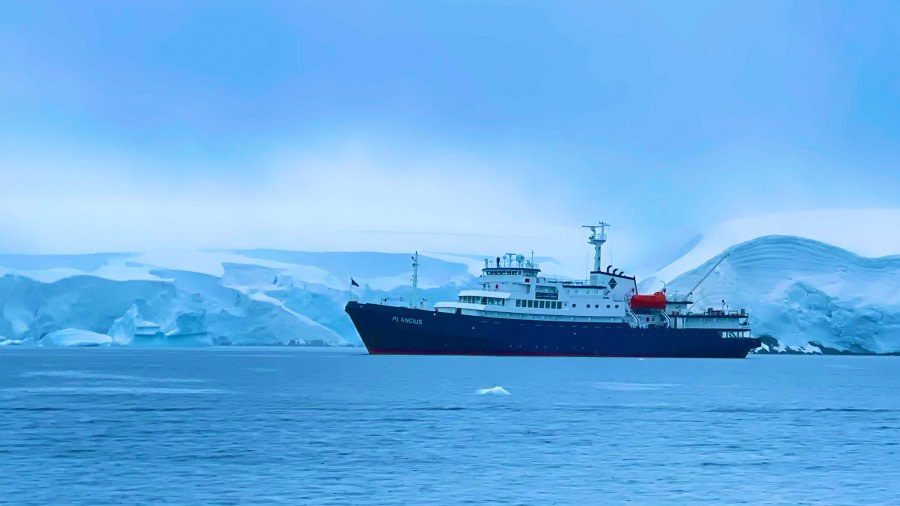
left=345, top=223, right=761, bottom=358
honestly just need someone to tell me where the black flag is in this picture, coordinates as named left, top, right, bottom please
left=351, top=278, right=359, bottom=287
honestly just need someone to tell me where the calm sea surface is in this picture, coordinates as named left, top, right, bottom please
left=1, top=348, right=898, bottom=505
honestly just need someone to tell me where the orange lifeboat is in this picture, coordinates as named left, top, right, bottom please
left=629, top=291, right=667, bottom=310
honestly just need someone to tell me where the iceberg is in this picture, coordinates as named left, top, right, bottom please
left=40, top=328, right=113, bottom=347
left=475, top=386, right=511, bottom=395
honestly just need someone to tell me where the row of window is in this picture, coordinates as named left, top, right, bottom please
left=573, top=303, right=620, bottom=309
left=516, top=299, right=562, bottom=309
left=480, top=311, right=619, bottom=322
left=514, top=300, right=621, bottom=310
left=459, top=296, right=506, bottom=306
left=462, top=297, right=623, bottom=311
left=484, top=269, right=535, bottom=276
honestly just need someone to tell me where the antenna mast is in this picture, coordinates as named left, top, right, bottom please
left=410, top=251, right=420, bottom=309
left=582, top=222, right=609, bottom=272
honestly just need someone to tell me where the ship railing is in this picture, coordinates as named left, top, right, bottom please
left=702, top=309, right=748, bottom=317
left=544, top=278, right=586, bottom=285
left=673, top=308, right=749, bottom=318
left=487, top=255, right=541, bottom=270
left=378, top=296, right=406, bottom=306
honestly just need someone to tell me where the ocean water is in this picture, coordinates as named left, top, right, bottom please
left=1, top=348, right=898, bottom=505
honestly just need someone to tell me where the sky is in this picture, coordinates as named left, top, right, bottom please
left=1, top=1, right=898, bottom=277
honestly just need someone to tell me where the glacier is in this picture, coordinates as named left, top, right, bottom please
left=0, top=250, right=474, bottom=347
left=650, top=209, right=900, bottom=283
left=655, top=236, right=900, bottom=354
left=1, top=234, right=898, bottom=353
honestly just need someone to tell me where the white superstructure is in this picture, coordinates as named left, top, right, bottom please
left=434, top=252, right=638, bottom=322
left=430, top=222, right=752, bottom=338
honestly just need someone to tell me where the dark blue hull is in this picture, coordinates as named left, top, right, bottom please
left=346, top=302, right=761, bottom=358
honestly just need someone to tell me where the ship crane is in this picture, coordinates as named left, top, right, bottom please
left=683, top=253, right=730, bottom=310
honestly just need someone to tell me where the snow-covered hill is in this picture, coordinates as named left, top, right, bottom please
left=0, top=250, right=475, bottom=347
left=651, top=209, right=900, bottom=283
left=661, top=236, right=900, bottom=354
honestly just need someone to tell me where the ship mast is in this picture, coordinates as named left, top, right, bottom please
left=582, top=222, right=609, bottom=272
left=410, top=251, right=419, bottom=309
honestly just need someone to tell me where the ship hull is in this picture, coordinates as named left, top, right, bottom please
left=346, top=302, right=761, bottom=359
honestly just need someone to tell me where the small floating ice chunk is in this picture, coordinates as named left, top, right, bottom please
left=475, top=386, right=510, bottom=395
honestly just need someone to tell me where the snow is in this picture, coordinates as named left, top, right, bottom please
left=0, top=250, right=476, bottom=347
left=40, top=329, right=113, bottom=347
left=422, top=252, right=487, bottom=277
left=663, top=235, right=900, bottom=353
left=654, top=209, right=900, bottom=284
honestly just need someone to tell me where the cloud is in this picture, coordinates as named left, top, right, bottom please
left=3, top=134, right=896, bottom=281
left=0, top=140, right=588, bottom=269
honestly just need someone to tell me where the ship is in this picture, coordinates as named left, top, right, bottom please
left=345, top=222, right=761, bottom=358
